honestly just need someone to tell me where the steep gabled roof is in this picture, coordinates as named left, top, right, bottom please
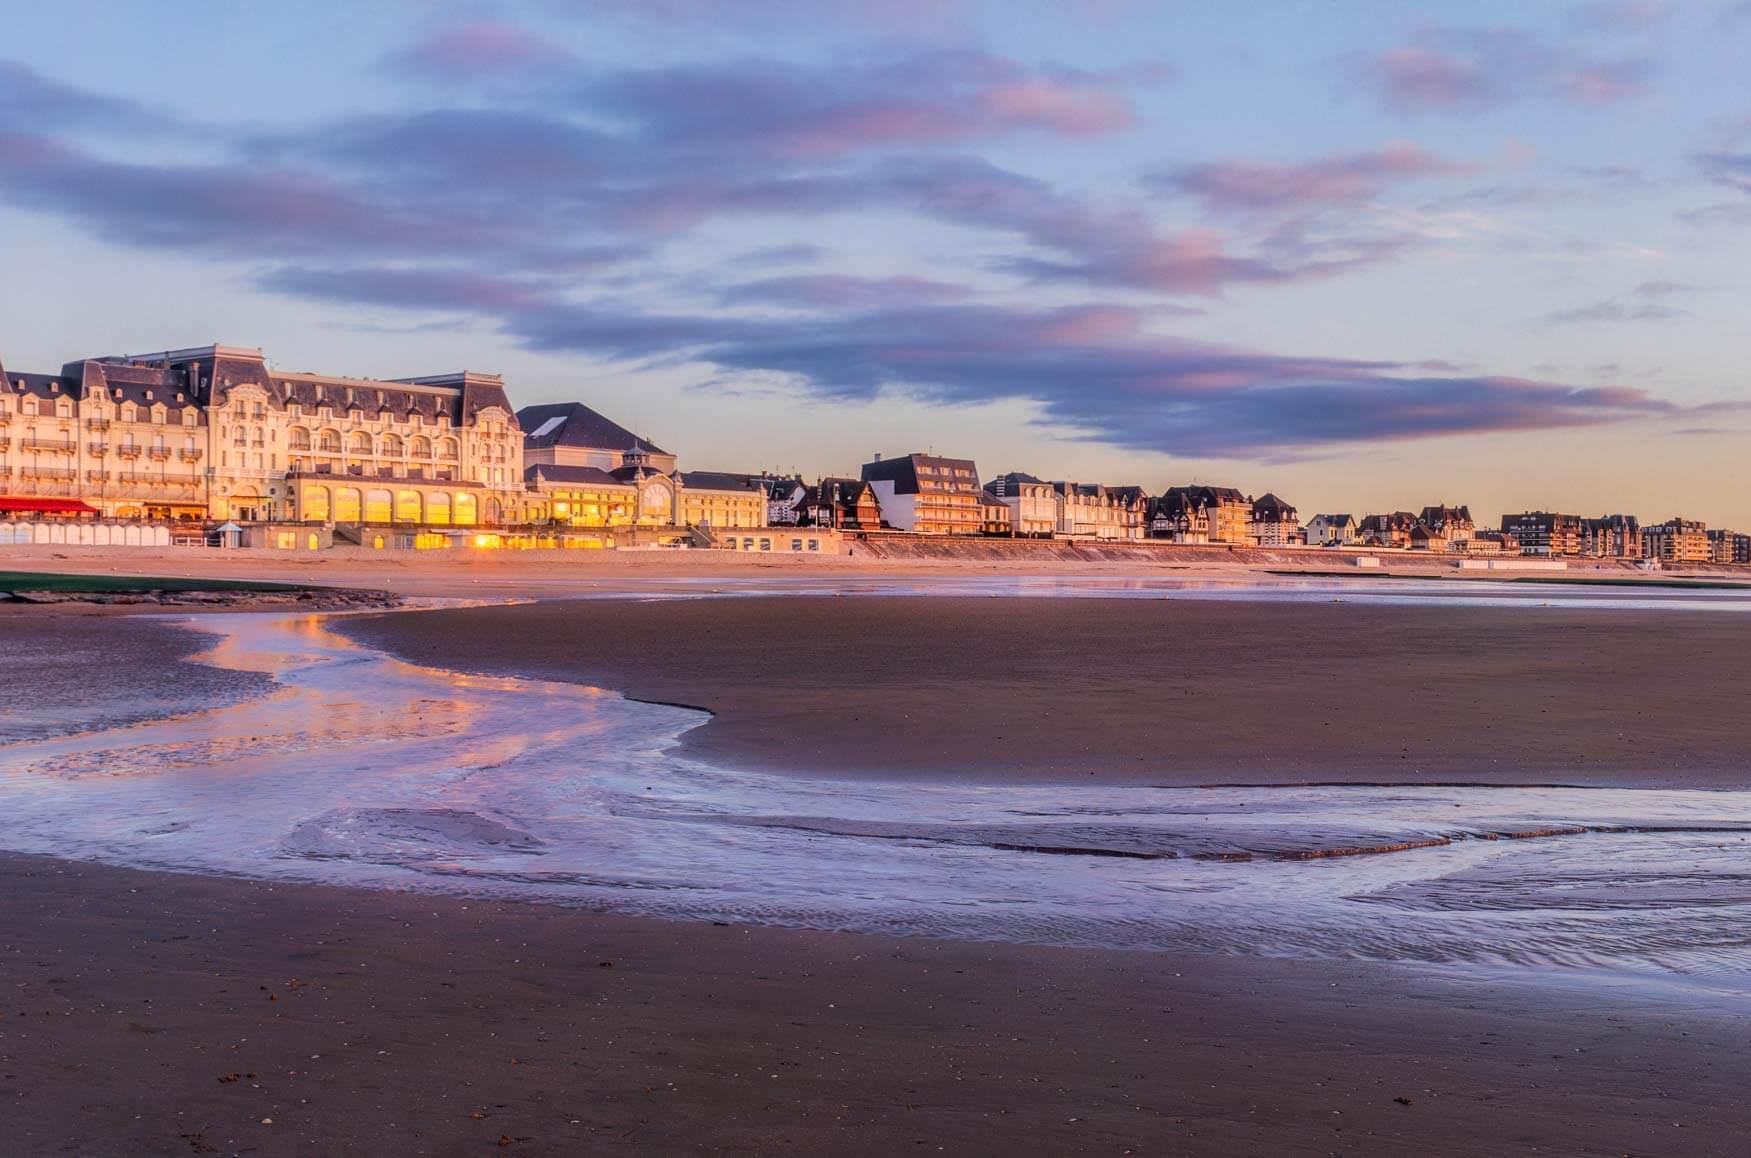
left=517, top=401, right=668, bottom=455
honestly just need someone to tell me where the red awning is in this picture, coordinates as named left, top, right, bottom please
left=0, top=497, right=101, bottom=514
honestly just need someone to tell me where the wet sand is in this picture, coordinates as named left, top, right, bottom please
left=347, top=596, right=1751, bottom=788
left=5, top=851, right=1748, bottom=1157
left=0, top=615, right=273, bottom=744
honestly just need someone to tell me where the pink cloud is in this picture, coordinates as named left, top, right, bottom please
left=391, top=22, right=573, bottom=78
left=1159, top=143, right=1467, bottom=212
left=979, top=78, right=1135, bottom=136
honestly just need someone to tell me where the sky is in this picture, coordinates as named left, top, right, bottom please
left=3, top=0, right=1751, bottom=525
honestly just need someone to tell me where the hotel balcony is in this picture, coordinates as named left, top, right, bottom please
left=288, top=441, right=312, bottom=452
left=88, top=442, right=109, bottom=455
left=179, top=448, right=204, bottom=462
left=116, top=445, right=142, bottom=459
left=86, top=418, right=111, bottom=431
left=21, top=465, right=77, bottom=480
left=148, top=447, right=172, bottom=461
left=22, top=438, right=76, bottom=454
left=85, top=470, right=109, bottom=483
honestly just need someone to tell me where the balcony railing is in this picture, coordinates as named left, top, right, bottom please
left=88, top=442, right=109, bottom=455
left=86, top=418, right=111, bottom=431
left=288, top=442, right=312, bottom=452
left=20, top=466, right=77, bottom=480
left=22, top=439, right=76, bottom=453
left=148, top=447, right=171, bottom=461
left=179, top=448, right=203, bottom=462
left=86, top=470, right=109, bottom=483
left=116, top=445, right=142, bottom=458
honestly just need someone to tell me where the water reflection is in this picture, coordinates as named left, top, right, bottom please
left=1, top=606, right=1749, bottom=995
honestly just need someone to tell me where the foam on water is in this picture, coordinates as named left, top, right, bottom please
left=3, top=586, right=1751, bottom=994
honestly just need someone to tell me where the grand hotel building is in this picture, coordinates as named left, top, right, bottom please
left=2, top=345, right=525, bottom=526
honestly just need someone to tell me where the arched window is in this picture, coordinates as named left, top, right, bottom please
left=333, top=487, right=362, bottom=522
left=380, top=434, right=403, bottom=457
left=394, top=490, right=421, bottom=523
left=410, top=435, right=432, bottom=458
left=317, top=429, right=341, bottom=453
left=364, top=488, right=393, bottom=523
left=425, top=491, right=451, bottom=526
left=288, top=426, right=312, bottom=451
left=349, top=431, right=373, bottom=454
left=438, top=437, right=459, bottom=461
left=304, top=486, right=331, bottom=522
left=453, top=492, right=478, bottom=525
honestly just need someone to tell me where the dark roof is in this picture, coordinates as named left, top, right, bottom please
left=1311, top=513, right=1354, bottom=524
left=518, top=402, right=667, bottom=455
left=861, top=453, right=979, bottom=494
left=1419, top=504, right=1473, bottom=525
left=525, top=464, right=628, bottom=487
left=681, top=471, right=761, bottom=493
left=1160, top=484, right=1246, bottom=508
left=1252, top=492, right=1297, bottom=517
left=985, top=471, right=1045, bottom=495
left=1359, top=511, right=1419, bottom=531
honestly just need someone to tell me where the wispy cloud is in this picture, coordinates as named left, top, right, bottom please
left=1355, top=27, right=1652, bottom=113
left=1544, top=280, right=1696, bottom=324
left=1151, top=143, right=1467, bottom=213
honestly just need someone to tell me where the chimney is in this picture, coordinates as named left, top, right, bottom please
left=873, top=452, right=882, bottom=462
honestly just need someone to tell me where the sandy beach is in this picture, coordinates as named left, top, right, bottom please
left=347, top=594, right=1751, bottom=788
left=5, top=851, right=1749, bottom=1157
left=6, top=552, right=1751, bottom=1155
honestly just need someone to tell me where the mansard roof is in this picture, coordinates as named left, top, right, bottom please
left=862, top=453, right=979, bottom=493
left=1252, top=492, right=1297, bottom=517
left=525, top=464, right=630, bottom=488
left=680, top=470, right=762, bottom=493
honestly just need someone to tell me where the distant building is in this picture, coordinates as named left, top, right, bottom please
left=1470, top=530, right=1520, bottom=555
left=1304, top=513, right=1357, bottom=547
left=1644, top=518, right=1709, bottom=563
left=1249, top=493, right=1300, bottom=546
left=764, top=476, right=808, bottom=525
left=1357, top=511, right=1419, bottom=548
left=1501, top=511, right=1583, bottom=556
left=984, top=472, right=1057, bottom=538
left=1708, top=528, right=1751, bottom=564
left=1051, top=481, right=1147, bottom=541
left=1581, top=514, right=1642, bottom=559
left=1151, top=485, right=1251, bottom=544
left=861, top=453, right=981, bottom=535
left=1407, top=523, right=1447, bottom=552
left=800, top=477, right=883, bottom=530
left=1418, top=504, right=1475, bottom=546
left=980, top=492, right=1014, bottom=536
